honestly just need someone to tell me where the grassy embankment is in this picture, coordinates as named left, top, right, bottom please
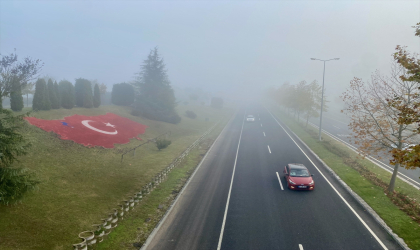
left=96, top=129, right=220, bottom=250
left=269, top=106, right=420, bottom=250
left=0, top=104, right=234, bottom=250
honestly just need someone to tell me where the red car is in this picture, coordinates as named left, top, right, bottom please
left=283, top=163, right=315, bottom=190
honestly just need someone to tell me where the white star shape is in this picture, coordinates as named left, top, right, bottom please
left=104, top=122, right=116, bottom=128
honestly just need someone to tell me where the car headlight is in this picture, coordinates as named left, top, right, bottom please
left=289, top=179, right=296, bottom=184
left=309, top=180, right=314, bottom=185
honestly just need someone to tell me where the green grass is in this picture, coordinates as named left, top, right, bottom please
left=269, top=106, right=420, bottom=249
left=0, top=104, right=234, bottom=250
left=95, top=130, right=219, bottom=250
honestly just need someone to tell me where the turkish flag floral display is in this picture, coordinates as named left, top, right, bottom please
left=25, top=113, right=148, bottom=148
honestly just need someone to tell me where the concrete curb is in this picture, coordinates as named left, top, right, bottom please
left=277, top=114, right=411, bottom=250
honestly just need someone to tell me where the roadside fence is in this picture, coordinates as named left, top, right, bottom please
left=72, top=122, right=219, bottom=250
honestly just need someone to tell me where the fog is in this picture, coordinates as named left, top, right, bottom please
left=1, top=1, right=419, bottom=102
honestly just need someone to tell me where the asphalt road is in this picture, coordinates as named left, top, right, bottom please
left=143, top=104, right=402, bottom=250
left=308, top=114, right=420, bottom=188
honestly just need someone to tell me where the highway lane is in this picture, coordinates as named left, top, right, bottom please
left=144, top=112, right=244, bottom=250
left=144, top=105, right=401, bottom=250
left=308, top=114, right=420, bottom=188
left=220, top=105, right=399, bottom=250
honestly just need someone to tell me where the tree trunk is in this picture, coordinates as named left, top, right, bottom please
left=388, top=163, right=400, bottom=193
left=27, top=94, right=29, bottom=107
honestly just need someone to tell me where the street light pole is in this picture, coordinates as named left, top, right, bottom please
left=319, top=61, right=326, bottom=141
left=310, top=57, right=339, bottom=141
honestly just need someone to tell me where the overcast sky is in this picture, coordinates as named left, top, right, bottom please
left=1, top=1, right=419, bottom=100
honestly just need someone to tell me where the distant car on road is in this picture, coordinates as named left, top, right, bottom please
left=283, top=163, right=314, bottom=190
left=390, top=143, right=416, bottom=151
left=246, top=115, right=255, bottom=122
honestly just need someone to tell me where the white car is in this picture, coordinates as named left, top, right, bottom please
left=391, top=143, right=416, bottom=151
left=246, top=115, right=255, bottom=122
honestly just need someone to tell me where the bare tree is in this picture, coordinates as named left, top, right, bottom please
left=341, top=61, right=419, bottom=192
left=0, top=50, right=43, bottom=107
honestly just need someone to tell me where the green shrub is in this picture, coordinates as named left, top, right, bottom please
left=111, top=83, right=134, bottom=106
left=185, top=110, right=197, bottom=119
left=156, top=139, right=172, bottom=150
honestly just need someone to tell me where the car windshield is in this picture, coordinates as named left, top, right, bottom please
left=289, top=169, right=310, bottom=177
left=247, top=115, right=253, bottom=118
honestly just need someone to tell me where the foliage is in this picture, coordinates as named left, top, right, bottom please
left=99, top=83, right=107, bottom=95
left=156, top=139, right=171, bottom=150
left=210, top=97, right=223, bottom=109
left=21, top=82, right=35, bottom=107
left=54, top=81, right=60, bottom=108
left=341, top=62, right=419, bottom=192
left=131, top=48, right=181, bottom=124
left=32, top=78, right=51, bottom=111
left=268, top=80, right=326, bottom=127
left=75, top=78, right=93, bottom=108
left=47, top=79, right=59, bottom=109
left=0, top=167, right=39, bottom=205
left=59, top=80, right=75, bottom=109
left=388, top=23, right=420, bottom=170
left=0, top=108, right=38, bottom=204
left=93, top=83, right=101, bottom=108
left=185, top=110, right=197, bottom=119
left=111, top=83, right=134, bottom=106
left=10, top=83, right=23, bottom=112
left=0, top=49, right=43, bottom=100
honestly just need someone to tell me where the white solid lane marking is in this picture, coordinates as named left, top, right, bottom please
left=268, top=145, right=271, bottom=154
left=141, top=118, right=231, bottom=249
left=261, top=123, right=262, bottom=127
left=308, top=121, right=420, bottom=189
left=259, top=118, right=260, bottom=120
left=299, top=244, right=304, bottom=250
left=276, top=172, right=284, bottom=190
left=266, top=108, right=388, bottom=250
left=263, top=132, right=266, bottom=137
left=217, top=114, right=245, bottom=250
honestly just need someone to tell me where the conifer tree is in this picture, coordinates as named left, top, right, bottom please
left=93, top=83, right=101, bottom=108
left=131, top=48, right=180, bottom=124
left=10, top=83, right=24, bottom=111
left=48, top=79, right=59, bottom=109
left=59, top=80, right=75, bottom=109
left=32, top=78, right=51, bottom=110
left=54, top=81, right=60, bottom=108
left=75, top=78, right=93, bottom=108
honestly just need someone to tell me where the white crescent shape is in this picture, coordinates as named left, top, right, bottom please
left=81, top=120, right=118, bottom=135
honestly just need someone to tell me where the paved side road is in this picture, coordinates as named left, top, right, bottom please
left=143, top=104, right=402, bottom=250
